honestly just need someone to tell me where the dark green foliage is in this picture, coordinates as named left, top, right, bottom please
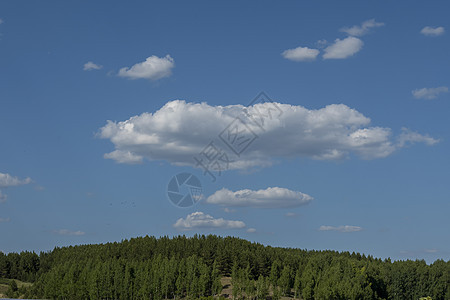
left=6, top=279, right=18, bottom=298
left=0, top=234, right=448, bottom=299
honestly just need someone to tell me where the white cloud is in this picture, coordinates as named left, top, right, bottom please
left=421, top=26, right=445, bottom=36
left=99, top=100, right=437, bottom=169
left=397, top=128, right=439, bottom=147
left=340, top=19, right=384, bottom=37
left=103, top=150, right=143, bottom=164
left=118, top=55, right=174, bottom=80
left=323, top=37, right=364, bottom=59
left=282, top=46, right=320, bottom=62
left=53, top=229, right=85, bottom=236
left=412, top=86, right=448, bottom=100
left=173, top=212, right=246, bottom=231
left=0, top=19, right=3, bottom=25
left=83, top=61, right=103, bottom=71
left=316, top=39, right=328, bottom=48
left=0, top=217, right=10, bottom=223
left=0, top=172, right=32, bottom=188
left=206, top=187, right=312, bottom=208
left=0, top=191, right=7, bottom=203
left=319, top=225, right=362, bottom=232
left=246, top=228, right=256, bottom=233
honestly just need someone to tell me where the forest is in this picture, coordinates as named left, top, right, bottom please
left=0, top=235, right=448, bottom=299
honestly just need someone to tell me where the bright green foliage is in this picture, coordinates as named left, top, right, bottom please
left=293, top=268, right=301, bottom=299
left=278, top=265, right=291, bottom=296
left=256, top=275, right=269, bottom=300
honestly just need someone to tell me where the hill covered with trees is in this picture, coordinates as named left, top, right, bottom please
left=0, top=235, right=448, bottom=299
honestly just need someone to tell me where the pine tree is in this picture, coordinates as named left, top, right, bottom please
left=293, top=269, right=301, bottom=299
left=269, top=260, right=280, bottom=288
left=279, top=265, right=291, bottom=296
left=256, top=275, right=268, bottom=300
left=211, top=259, right=222, bottom=296
left=272, top=285, right=281, bottom=300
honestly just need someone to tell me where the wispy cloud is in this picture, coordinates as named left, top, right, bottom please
left=282, top=46, right=320, bottom=61
left=421, top=26, right=445, bottom=37
left=400, top=249, right=440, bottom=257
left=285, top=212, right=298, bottom=218
left=412, top=86, right=448, bottom=99
left=0, top=19, right=3, bottom=25
left=340, top=19, right=384, bottom=37
left=173, top=212, right=246, bottom=231
left=100, top=100, right=437, bottom=169
left=53, top=229, right=85, bottom=236
left=397, top=128, right=439, bottom=147
left=424, top=249, right=438, bottom=253
left=323, top=36, right=364, bottom=59
left=0, top=191, right=7, bottom=203
left=0, top=217, right=10, bottom=223
left=316, top=39, right=328, bottom=48
left=118, top=55, right=174, bottom=80
left=83, top=61, right=103, bottom=71
left=206, top=187, right=312, bottom=208
left=319, top=225, right=363, bottom=232
left=246, top=228, right=256, bottom=233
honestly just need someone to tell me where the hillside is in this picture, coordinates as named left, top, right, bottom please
left=0, top=235, right=448, bottom=299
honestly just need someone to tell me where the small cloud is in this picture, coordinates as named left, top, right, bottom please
left=0, top=19, right=3, bottom=25
left=118, top=55, right=174, bottom=80
left=206, top=187, right=313, bottom=208
left=397, top=128, right=440, bottom=148
left=246, top=228, right=256, bottom=233
left=282, top=46, right=320, bottom=62
left=83, top=61, right=103, bottom=71
left=0, top=217, right=10, bottom=223
left=421, top=26, right=445, bottom=36
left=340, top=19, right=384, bottom=36
left=285, top=212, right=298, bottom=217
left=223, top=207, right=236, bottom=213
left=173, top=212, right=246, bottom=231
left=401, top=249, right=440, bottom=257
left=319, top=225, right=363, bottom=232
left=104, top=150, right=143, bottom=164
left=0, top=173, right=32, bottom=201
left=0, top=172, right=32, bottom=188
left=425, top=249, right=438, bottom=253
left=323, top=36, right=364, bottom=59
left=53, top=229, right=85, bottom=236
left=412, top=86, right=448, bottom=100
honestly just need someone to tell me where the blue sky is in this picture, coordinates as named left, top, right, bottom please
left=0, top=1, right=449, bottom=263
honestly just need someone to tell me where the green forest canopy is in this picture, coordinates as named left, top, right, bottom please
left=0, top=235, right=448, bottom=299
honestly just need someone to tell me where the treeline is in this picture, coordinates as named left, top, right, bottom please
left=0, top=235, right=449, bottom=299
